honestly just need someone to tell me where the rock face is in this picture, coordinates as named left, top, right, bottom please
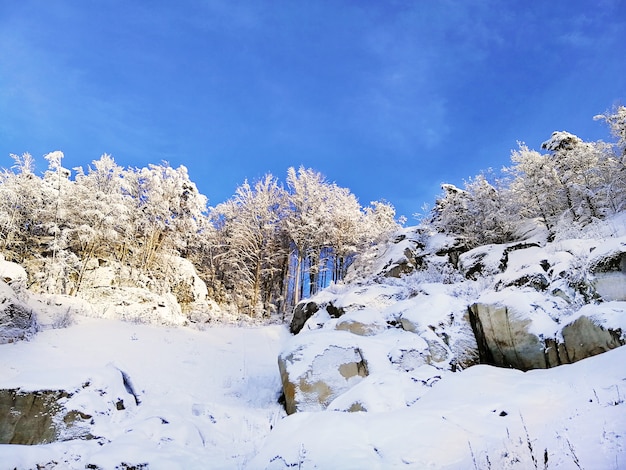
left=0, top=389, right=91, bottom=444
left=0, top=366, right=138, bottom=445
left=278, top=228, right=626, bottom=415
left=468, top=301, right=549, bottom=370
left=279, top=342, right=368, bottom=414
left=561, top=315, right=625, bottom=362
left=289, top=301, right=319, bottom=334
left=469, top=297, right=626, bottom=370
left=166, top=256, right=210, bottom=313
left=0, top=280, right=37, bottom=344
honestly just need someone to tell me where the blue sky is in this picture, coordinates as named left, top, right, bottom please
left=1, top=1, right=625, bottom=220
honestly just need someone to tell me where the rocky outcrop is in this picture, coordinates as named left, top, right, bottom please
left=0, top=280, right=37, bottom=344
left=290, top=301, right=346, bottom=335
left=0, top=366, right=138, bottom=445
left=468, top=301, right=549, bottom=370
left=278, top=341, right=368, bottom=414
left=289, top=301, right=320, bottom=334
left=165, top=256, right=210, bottom=313
left=469, top=295, right=626, bottom=370
left=385, top=246, right=425, bottom=278
left=561, top=315, right=625, bottom=362
left=0, top=389, right=92, bottom=444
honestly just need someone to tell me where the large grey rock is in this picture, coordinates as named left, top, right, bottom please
left=279, top=342, right=368, bottom=414
left=468, top=302, right=549, bottom=370
left=0, top=389, right=91, bottom=444
left=289, top=301, right=319, bottom=334
left=590, top=246, right=626, bottom=301
left=399, top=293, right=479, bottom=370
left=470, top=294, right=626, bottom=370
left=562, top=315, right=625, bottom=362
left=0, top=366, right=139, bottom=445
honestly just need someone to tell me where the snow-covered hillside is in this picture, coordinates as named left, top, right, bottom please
left=0, top=317, right=288, bottom=469
left=253, top=345, right=626, bottom=469
left=1, top=216, right=626, bottom=469
left=1, top=314, right=624, bottom=469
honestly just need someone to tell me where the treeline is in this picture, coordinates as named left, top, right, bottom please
left=428, top=106, right=626, bottom=246
left=0, top=155, right=398, bottom=316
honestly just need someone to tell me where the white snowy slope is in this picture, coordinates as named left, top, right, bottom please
left=0, top=316, right=289, bottom=470
left=3, top=313, right=625, bottom=470
left=251, top=344, right=626, bottom=469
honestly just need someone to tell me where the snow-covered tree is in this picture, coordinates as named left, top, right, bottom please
left=69, top=154, right=131, bottom=293
left=505, top=143, right=564, bottom=232
left=429, top=174, right=514, bottom=247
left=0, top=153, right=42, bottom=261
left=211, top=174, right=288, bottom=316
left=594, top=105, right=626, bottom=153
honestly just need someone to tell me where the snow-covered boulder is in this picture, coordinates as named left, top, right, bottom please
left=561, top=302, right=626, bottom=362
left=398, top=291, right=479, bottom=369
left=0, top=364, right=138, bottom=445
left=458, top=243, right=507, bottom=280
left=470, top=290, right=626, bottom=370
left=166, top=256, right=209, bottom=312
left=278, top=331, right=368, bottom=414
left=589, top=240, right=626, bottom=301
left=335, top=308, right=389, bottom=336
left=0, top=280, right=37, bottom=344
left=469, top=291, right=559, bottom=370
left=350, top=227, right=426, bottom=279
left=0, top=256, right=28, bottom=285
left=252, top=345, right=626, bottom=470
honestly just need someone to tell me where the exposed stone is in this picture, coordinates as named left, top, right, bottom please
left=468, top=302, right=548, bottom=370
left=495, top=272, right=550, bottom=292
left=384, top=247, right=425, bottom=278
left=590, top=249, right=626, bottom=301
left=543, top=337, right=571, bottom=367
left=325, top=302, right=345, bottom=318
left=424, top=337, right=449, bottom=363
left=289, top=301, right=319, bottom=334
left=336, top=319, right=386, bottom=336
left=0, top=365, right=139, bottom=445
left=470, top=299, right=625, bottom=370
left=0, top=389, right=92, bottom=444
left=0, top=281, right=38, bottom=344
left=278, top=344, right=368, bottom=414
left=562, top=315, right=625, bottom=362
left=166, top=256, right=210, bottom=313
left=458, top=245, right=505, bottom=280
left=592, top=271, right=626, bottom=301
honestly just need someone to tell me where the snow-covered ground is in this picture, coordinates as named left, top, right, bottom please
left=2, top=212, right=626, bottom=468
left=0, top=317, right=289, bottom=469
left=253, top=344, right=626, bottom=469
left=2, top=313, right=625, bottom=469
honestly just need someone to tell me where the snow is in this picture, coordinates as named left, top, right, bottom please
left=1, top=295, right=625, bottom=469
left=3, top=211, right=626, bottom=468
left=0, top=316, right=289, bottom=469
left=251, top=345, right=626, bottom=469
left=568, top=301, right=626, bottom=333
left=0, top=257, right=28, bottom=284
